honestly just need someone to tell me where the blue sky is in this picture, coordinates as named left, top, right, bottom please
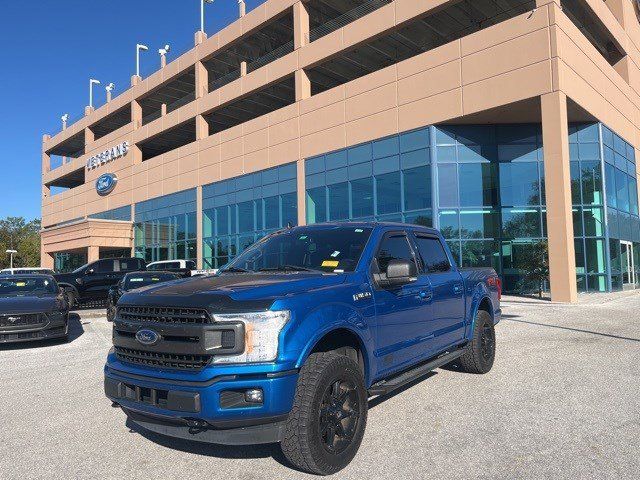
left=0, top=0, right=266, bottom=221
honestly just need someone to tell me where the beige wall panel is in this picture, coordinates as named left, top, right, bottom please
left=269, top=117, right=300, bottom=145
left=243, top=113, right=271, bottom=134
left=398, top=88, right=463, bottom=132
left=269, top=102, right=299, bottom=125
left=299, top=86, right=345, bottom=115
left=300, top=101, right=345, bottom=137
left=221, top=123, right=245, bottom=143
left=345, top=65, right=397, bottom=98
left=394, top=0, right=449, bottom=26
left=346, top=108, right=398, bottom=146
left=219, top=80, right=243, bottom=106
left=461, top=29, right=551, bottom=86
left=244, top=128, right=270, bottom=154
left=397, top=41, right=460, bottom=79
left=179, top=153, right=199, bottom=174
left=243, top=68, right=269, bottom=94
left=220, top=157, right=244, bottom=180
left=220, top=137, right=244, bottom=162
left=342, top=3, right=395, bottom=48
left=147, top=181, right=163, bottom=200
left=244, top=149, right=269, bottom=173
left=463, top=60, right=553, bottom=115
left=299, top=30, right=343, bottom=68
left=268, top=139, right=299, bottom=167
left=200, top=145, right=221, bottom=168
left=346, top=83, right=398, bottom=123
left=267, top=53, right=298, bottom=83
left=163, top=159, right=180, bottom=179
left=300, top=124, right=346, bottom=159
left=242, top=3, right=267, bottom=33
left=200, top=163, right=221, bottom=186
left=397, top=60, right=461, bottom=105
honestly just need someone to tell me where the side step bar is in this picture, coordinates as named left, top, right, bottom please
left=368, top=348, right=466, bottom=397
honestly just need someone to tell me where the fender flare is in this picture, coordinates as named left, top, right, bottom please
left=468, top=293, right=494, bottom=336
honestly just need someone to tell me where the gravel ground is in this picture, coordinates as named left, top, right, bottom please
left=1, top=292, right=638, bottom=480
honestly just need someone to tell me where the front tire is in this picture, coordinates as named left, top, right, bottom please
left=106, top=298, right=116, bottom=322
left=459, top=310, right=495, bottom=374
left=281, top=352, right=368, bottom=475
left=63, top=288, right=76, bottom=309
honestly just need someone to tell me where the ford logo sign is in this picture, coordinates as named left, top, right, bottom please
left=135, top=329, right=160, bottom=346
left=96, top=173, right=118, bottom=196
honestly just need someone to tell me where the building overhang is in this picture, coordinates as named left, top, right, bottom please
left=41, top=218, right=133, bottom=255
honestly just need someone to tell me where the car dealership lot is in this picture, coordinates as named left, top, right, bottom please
left=1, top=294, right=639, bottom=480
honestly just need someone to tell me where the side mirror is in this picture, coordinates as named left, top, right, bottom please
left=385, top=259, right=417, bottom=287
left=85, top=268, right=94, bottom=275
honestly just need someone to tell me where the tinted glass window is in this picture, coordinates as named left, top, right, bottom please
left=375, top=233, right=415, bottom=273
left=94, top=260, right=114, bottom=273
left=186, top=261, right=197, bottom=269
left=414, top=236, right=451, bottom=273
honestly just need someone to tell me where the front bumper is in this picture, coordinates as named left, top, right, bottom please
left=0, top=314, right=68, bottom=344
left=104, top=364, right=298, bottom=445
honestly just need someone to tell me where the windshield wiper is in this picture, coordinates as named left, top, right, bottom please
left=220, top=267, right=251, bottom=273
left=258, top=265, right=318, bottom=273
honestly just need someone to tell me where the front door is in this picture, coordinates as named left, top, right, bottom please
left=371, top=231, right=434, bottom=376
left=621, top=241, right=635, bottom=289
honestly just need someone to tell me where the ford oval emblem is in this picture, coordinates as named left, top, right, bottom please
left=96, top=173, right=118, bottom=196
left=135, top=329, right=160, bottom=346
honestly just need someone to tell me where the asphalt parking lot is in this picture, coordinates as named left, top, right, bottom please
left=1, top=292, right=639, bottom=480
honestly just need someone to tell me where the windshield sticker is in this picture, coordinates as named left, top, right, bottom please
left=130, top=278, right=143, bottom=282
left=299, top=235, right=308, bottom=240
left=334, top=269, right=345, bottom=273
left=330, top=251, right=341, bottom=258
left=322, top=260, right=339, bottom=268
left=151, top=278, right=160, bottom=281
left=16, top=282, right=26, bottom=287
left=355, top=229, right=364, bottom=233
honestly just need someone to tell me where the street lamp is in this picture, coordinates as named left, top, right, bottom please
left=105, top=82, right=115, bottom=102
left=136, top=44, right=149, bottom=77
left=158, top=44, right=170, bottom=67
left=201, top=0, right=214, bottom=33
left=61, top=113, right=69, bottom=129
left=89, top=78, right=101, bottom=109
left=5, top=249, right=17, bottom=269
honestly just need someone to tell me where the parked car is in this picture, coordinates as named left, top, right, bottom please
left=54, top=257, right=146, bottom=307
left=0, top=268, right=55, bottom=276
left=0, top=275, right=69, bottom=344
left=104, top=222, right=501, bottom=475
left=106, top=271, right=182, bottom=321
left=146, top=260, right=197, bottom=278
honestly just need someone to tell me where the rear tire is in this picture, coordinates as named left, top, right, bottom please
left=281, top=352, right=368, bottom=475
left=459, top=310, right=495, bottom=374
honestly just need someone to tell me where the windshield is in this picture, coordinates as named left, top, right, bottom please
left=124, top=273, right=178, bottom=290
left=222, top=226, right=373, bottom=274
left=0, top=277, right=58, bottom=296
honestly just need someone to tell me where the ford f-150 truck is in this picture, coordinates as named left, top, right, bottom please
left=104, top=222, right=501, bottom=475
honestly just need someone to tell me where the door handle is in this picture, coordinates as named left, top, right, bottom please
left=453, top=284, right=463, bottom=294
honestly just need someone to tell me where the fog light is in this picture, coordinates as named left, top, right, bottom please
left=244, top=389, right=263, bottom=404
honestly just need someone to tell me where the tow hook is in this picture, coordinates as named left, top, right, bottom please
left=185, top=418, right=208, bottom=431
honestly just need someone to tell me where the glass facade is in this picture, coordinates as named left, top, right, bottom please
left=54, top=251, right=87, bottom=273
left=134, top=189, right=197, bottom=262
left=88, top=205, right=131, bottom=221
left=202, top=163, right=297, bottom=269
left=306, top=125, right=549, bottom=293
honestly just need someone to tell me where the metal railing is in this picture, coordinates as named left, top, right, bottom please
left=208, top=69, right=241, bottom=91
left=247, top=40, right=295, bottom=73
left=307, top=0, right=392, bottom=43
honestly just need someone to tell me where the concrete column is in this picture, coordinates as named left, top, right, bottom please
left=297, top=159, right=306, bottom=226
left=613, top=55, right=630, bottom=83
left=106, top=90, right=113, bottom=103
left=85, top=127, right=95, bottom=151
left=88, top=245, right=100, bottom=262
left=295, top=69, right=311, bottom=101
left=196, top=115, right=209, bottom=140
left=195, top=31, right=207, bottom=46
left=40, top=250, right=54, bottom=269
left=196, top=186, right=203, bottom=269
left=131, top=75, right=141, bottom=87
left=130, top=144, right=143, bottom=165
left=160, top=55, right=167, bottom=69
left=195, top=61, right=209, bottom=99
left=294, top=1, right=310, bottom=49
left=161, top=103, right=167, bottom=116
left=541, top=92, right=578, bottom=303
left=42, top=149, right=51, bottom=175
left=239, top=0, right=246, bottom=17
left=84, top=106, right=94, bottom=116
left=240, top=61, right=247, bottom=77
left=131, top=100, right=142, bottom=128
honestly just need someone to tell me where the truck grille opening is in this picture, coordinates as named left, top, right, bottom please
left=0, top=314, right=45, bottom=328
left=114, top=346, right=212, bottom=370
left=117, top=306, right=210, bottom=324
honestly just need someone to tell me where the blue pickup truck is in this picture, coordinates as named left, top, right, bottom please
left=104, top=222, right=501, bottom=475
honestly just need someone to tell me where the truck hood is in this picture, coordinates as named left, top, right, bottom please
left=0, top=295, right=58, bottom=314
left=118, top=272, right=348, bottom=310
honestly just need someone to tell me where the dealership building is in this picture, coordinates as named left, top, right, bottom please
left=40, top=0, right=640, bottom=302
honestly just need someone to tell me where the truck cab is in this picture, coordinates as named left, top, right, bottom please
left=104, top=223, right=500, bottom=475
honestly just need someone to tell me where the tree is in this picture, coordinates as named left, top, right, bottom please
left=0, top=217, right=42, bottom=269
left=515, top=240, right=549, bottom=298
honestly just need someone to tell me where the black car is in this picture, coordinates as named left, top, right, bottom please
left=106, top=271, right=181, bottom=321
left=0, top=275, right=69, bottom=344
left=55, top=257, right=146, bottom=307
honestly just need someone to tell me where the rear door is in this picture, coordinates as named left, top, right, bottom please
left=371, top=231, right=434, bottom=375
left=83, top=259, right=116, bottom=299
left=412, top=233, right=466, bottom=352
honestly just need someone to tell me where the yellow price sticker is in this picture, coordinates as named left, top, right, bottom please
left=16, top=282, right=26, bottom=287
left=321, top=260, right=339, bottom=268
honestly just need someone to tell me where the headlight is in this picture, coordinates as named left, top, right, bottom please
left=211, top=310, right=290, bottom=364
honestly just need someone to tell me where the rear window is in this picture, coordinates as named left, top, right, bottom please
left=414, top=235, right=451, bottom=273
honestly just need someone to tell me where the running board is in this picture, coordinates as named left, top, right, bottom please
left=368, top=348, right=466, bottom=397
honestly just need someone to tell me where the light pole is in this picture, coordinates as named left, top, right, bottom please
left=89, top=78, right=101, bottom=109
left=201, top=0, right=214, bottom=33
left=136, top=44, right=149, bottom=77
left=158, top=44, right=170, bottom=67
left=5, top=249, right=17, bottom=269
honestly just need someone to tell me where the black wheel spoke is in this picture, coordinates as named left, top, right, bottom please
left=319, top=376, right=362, bottom=455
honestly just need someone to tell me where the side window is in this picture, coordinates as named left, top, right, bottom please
left=94, top=260, right=114, bottom=273
left=375, top=233, right=416, bottom=273
left=119, top=259, right=138, bottom=272
left=414, top=236, right=451, bottom=273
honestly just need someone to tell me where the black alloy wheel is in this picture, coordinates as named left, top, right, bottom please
left=319, top=379, right=361, bottom=455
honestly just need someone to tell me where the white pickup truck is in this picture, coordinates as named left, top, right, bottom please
left=145, top=260, right=216, bottom=277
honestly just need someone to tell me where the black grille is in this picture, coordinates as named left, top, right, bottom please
left=0, top=314, right=44, bottom=328
left=0, top=326, right=65, bottom=342
left=114, top=346, right=212, bottom=370
left=117, top=306, right=210, bottom=324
